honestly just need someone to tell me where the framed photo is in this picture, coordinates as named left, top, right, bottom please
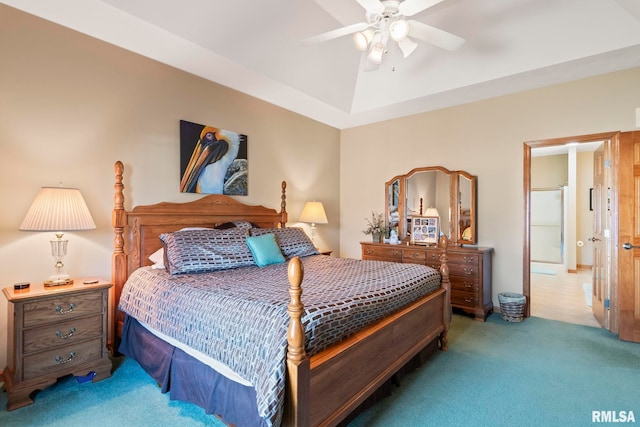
left=410, top=216, right=439, bottom=245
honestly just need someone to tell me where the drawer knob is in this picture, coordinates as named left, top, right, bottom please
left=463, top=268, right=474, bottom=275
left=55, top=327, right=76, bottom=339
left=464, top=282, right=473, bottom=288
left=55, top=352, right=76, bottom=364
left=392, top=251, right=401, bottom=256
left=464, top=297, right=473, bottom=303
left=366, top=249, right=374, bottom=254
left=55, top=303, right=76, bottom=314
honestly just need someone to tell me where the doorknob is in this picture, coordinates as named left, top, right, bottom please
left=589, top=237, right=601, bottom=242
left=623, top=243, right=640, bottom=250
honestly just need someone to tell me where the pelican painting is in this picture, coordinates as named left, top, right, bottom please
left=179, top=120, right=248, bottom=195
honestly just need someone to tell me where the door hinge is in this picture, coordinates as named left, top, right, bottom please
left=605, top=299, right=610, bottom=309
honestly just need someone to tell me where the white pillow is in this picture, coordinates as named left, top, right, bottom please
left=149, top=248, right=165, bottom=269
left=148, top=227, right=212, bottom=269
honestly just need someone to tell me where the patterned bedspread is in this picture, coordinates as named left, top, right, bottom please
left=118, top=254, right=441, bottom=426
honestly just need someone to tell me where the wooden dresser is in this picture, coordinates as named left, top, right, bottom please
left=361, top=242, right=494, bottom=321
left=2, top=279, right=113, bottom=410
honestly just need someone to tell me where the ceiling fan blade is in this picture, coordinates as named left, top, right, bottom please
left=399, top=0, right=445, bottom=17
left=301, top=22, right=370, bottom=46
left=407, top=20, right=465, bottom=51
left=355, top=0, right=385, bottom=14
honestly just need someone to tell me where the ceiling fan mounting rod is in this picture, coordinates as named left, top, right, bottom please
left=381, top=1, right=401, bottom=16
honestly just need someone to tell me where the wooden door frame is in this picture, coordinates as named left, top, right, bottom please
left=523, top=132, right=619, bottom=319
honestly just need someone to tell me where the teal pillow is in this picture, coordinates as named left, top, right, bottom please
left=246, top=233, right=285, bottom=267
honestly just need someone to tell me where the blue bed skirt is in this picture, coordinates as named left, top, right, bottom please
left=119, top=315, right=266, bottom=426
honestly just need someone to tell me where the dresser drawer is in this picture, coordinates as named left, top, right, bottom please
left=449, top=263, right=479, bottom=278
left=362, top=245, right=403, bottom=261
left=424, top=250, right=441, bottom=264
left=450, top=277, right=479, bottom=293
left=448, top=252, right=480, bottom=266
left=402, top=248, right=426, bottom=263
left=451, top=290, right=478, bottom=308
left=23, top=315, right=103, bottom=354
left=23, top=292, right=103, bottom=328
left=23, top=337, right=104, bottom=381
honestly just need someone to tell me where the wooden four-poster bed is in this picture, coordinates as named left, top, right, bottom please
left=110, top=161, right=451, bottom=426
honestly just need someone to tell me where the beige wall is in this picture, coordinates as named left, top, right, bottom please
left=532, top=155, right=568, bottom=189
left=0, top=6, right=340, bottom=368
left=340, top=67, right=640, bottom=307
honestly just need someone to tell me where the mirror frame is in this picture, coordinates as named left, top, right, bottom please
left=385, top=166, right=477, bottom=245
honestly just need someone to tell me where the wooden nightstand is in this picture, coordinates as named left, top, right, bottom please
left=2, top=278, right=113, bottom=411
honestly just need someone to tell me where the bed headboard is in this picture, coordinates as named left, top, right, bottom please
left=111, top=161, right=288, bottom=340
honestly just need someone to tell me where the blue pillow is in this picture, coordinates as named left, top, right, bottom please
left=246, top=234, right=285, bottom=267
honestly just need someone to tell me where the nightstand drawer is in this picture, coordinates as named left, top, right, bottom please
left=23, top=292, right=103, bottom=327
left=23, top=315, right=103, bottom=354
left=23, top=337, right=104, bottom=381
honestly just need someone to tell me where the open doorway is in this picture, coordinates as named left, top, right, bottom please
left=523, top=132, right=619, bottom=329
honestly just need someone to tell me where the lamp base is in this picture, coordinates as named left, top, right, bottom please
left=44, top=277, right=74, bottom=287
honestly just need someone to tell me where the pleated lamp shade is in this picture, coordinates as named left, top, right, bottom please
left=20, top=187, right=96, bottom=231
left=299, top=201, right=327, bottom=247
left=299, top=201, right=328, bottom=225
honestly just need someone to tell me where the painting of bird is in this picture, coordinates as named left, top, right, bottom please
left=180, top=120, right=248, bottom=195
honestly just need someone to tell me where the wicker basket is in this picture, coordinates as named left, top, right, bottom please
left=498, top=293, right=526, bottom=322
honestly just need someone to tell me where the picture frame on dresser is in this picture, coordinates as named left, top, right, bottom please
left=410, top=216, right=439, bottom=245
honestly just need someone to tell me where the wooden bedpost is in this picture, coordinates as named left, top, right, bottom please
left=439, top=235, right=451, bottom=351
left=284, top=257, right=309, bottom=427
left=111, top=161, right=127, bottom=348
left=280, top=180, right=288, bottom=227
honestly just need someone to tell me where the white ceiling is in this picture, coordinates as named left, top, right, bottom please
left=4, top=0, right=640, bottom=129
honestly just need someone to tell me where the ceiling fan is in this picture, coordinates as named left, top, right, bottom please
left=302, top=0, right=465, bottom=66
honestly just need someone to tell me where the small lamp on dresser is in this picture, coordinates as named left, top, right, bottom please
left=19, top=186, right=96, bottom=286
left=299, top=200, right=328, bottom=247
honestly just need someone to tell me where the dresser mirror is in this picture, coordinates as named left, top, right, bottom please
left=385, top=166, right=477, bottom=245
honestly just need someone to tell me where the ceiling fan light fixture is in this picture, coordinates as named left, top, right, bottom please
left=353, top=29, right=374, bottom=51
left=397, top=36, right=418, bottom=58
left=389, top=19, right=409, bottom=42
left=368, top=41, right=385, bottom=64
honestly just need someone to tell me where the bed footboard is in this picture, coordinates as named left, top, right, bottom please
left=284, top=237, right=450, bottom=427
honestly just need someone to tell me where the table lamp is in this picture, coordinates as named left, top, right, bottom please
left=299, top=201, right=328, bottom=246
left=20, top=187, right=96, bottom=286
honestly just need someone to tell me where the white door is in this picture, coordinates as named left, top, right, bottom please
left=531, top=189, right=563, bottom=263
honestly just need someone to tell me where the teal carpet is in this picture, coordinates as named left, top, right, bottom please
left=2, top=315, right=639, bottom=426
